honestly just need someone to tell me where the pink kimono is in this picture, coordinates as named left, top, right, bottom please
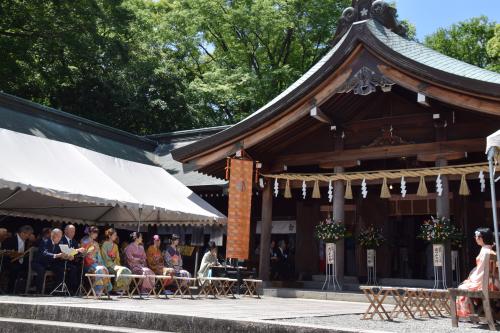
left=456, top=245, right=498, bottom=318
left=125, top=242, right=155, bottom=293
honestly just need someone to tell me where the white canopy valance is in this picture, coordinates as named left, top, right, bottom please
left=0, top=128, right=226, bottom=226
left=486, top=130, right=500, bottom=155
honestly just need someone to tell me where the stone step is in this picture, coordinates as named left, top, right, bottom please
left=0, top=301, right=355, bottom=333
left=263, top=287, right=397, bottom=305
left=0, top=317, right=169, bottom=333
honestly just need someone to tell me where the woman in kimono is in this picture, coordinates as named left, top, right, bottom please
left=81, top=226, right=112, bottom=296
left=197, top=241, right=220, bottom=279
left=456, top=228, right=499, bottom=318
left=164, top=234, right=191, bottom=278
left=147, top=235, right=174, bottom=288
left=101, top=228, right=131, bottom=294
left=125, top=232, right=155, bottom=294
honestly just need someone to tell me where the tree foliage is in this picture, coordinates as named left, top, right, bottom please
left=0, top=2, right=497, bottom=135
left=424, top=16, right=499, bottom=72
left=487, top=24, right=500, bottom=72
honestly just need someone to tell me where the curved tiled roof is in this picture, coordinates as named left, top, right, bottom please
left=367, top=20, right=500, bottom=84
left=172, top=19, right=500, bottom=163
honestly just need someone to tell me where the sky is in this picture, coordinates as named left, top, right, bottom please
left=393, top=0, right=500, bottom=40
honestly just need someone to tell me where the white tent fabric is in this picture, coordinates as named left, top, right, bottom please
left=486, top=130, right=500, bottom=154
left=0, top=128, right=226, bottom=225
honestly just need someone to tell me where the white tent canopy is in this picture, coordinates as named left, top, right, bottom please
left=0, top=128, right=226, bottom=226
left=486, top=130, right=500, bottom=155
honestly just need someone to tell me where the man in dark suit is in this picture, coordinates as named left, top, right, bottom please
left=3, top=225, right=34, bottom=293
left=59, top=224, right=82, bottom=293
left=276, top=240, right=290, bottom=281
left=32, top=228, right=71, bottom=294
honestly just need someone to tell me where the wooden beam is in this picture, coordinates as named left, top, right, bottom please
left=271, top=138, right=484, bottom=169
left=378, top=64, right=500, bottom=116
left=310, top=105, right=331, bottom=124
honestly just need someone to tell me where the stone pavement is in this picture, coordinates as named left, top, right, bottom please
left=0, top=295, right=496, bottom=332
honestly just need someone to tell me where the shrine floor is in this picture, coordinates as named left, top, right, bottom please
left=0, top=295, right=496, bottom=332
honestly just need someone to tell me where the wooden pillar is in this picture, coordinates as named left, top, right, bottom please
left=435, top=121, right=452, bottom=284
left=333, top=166, right=345, bottom=285
left=259, top=181, right=273, bottom=281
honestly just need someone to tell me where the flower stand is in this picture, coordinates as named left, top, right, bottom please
left=322, top=243, right=341, bottom=290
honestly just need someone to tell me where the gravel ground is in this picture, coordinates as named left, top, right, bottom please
left=273, top=314, right=496, bottom=333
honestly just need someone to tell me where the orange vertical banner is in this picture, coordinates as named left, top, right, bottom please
left=226, top=158, right=253, bottom=260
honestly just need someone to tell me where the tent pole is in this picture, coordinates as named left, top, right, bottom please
left=137, top=207, right=143, bottom=233
left=487, top=148, right=500, bottom=281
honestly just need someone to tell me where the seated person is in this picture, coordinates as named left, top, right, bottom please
left=147, top=235, right=174, bottom=289
left=31, top=228, right=72, bottom=294
left=101, top=228, right=131, bottom=294
left=164, top=234, right=191, bottom=278
left=3, top=225, right=33, bottom=293
left=59, top=224, right=84, bottom=294
left=0, top=228, right=9, bottom=248
left=197, top=241, right=220, bottom=279
left=456, top=228, right=499, bottom=318
left=125, top=232, right=155, bottom=294
left=81, top=226, right=113, bottom=296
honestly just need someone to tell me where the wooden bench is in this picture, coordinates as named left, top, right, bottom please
left=449, top=251, right=500, bottom=330
left=173, top=276, right=197, bottom=299
left=242, top=279, right=262, bottom=298
left=84, top=273, right=114, bottom=299
left=151, top=275, right=173, bottom=298
left=198, top=277, right=238, bottom=298
left=359, top=286, right=393, bottom=320
left=119, top=274, right=151, bottom=299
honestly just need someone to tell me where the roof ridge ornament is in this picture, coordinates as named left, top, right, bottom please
left=332, top=0, right=407, bottom=43
left=336, top=66, right=395, bottom=96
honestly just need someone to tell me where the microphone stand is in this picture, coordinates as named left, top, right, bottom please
left=50, top=259, right=71, bottom=297
left=75, top=254, right=87, bottom=297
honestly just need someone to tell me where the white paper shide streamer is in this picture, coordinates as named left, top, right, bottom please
left=400, top=176, right=407, bottom=198
left=328, top=180, right=333, bottom=203
left=436, top=174, right=443, bottom=197
left=479, top=170, right=485, bottom=192
left=361, top=178, right=368, bottom=198
left=302, top=180, right=307, bottom=199
left=273, top=178, right=279, bottom=197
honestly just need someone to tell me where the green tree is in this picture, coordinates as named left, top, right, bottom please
left=158, top=0, right=350, bottom=125
left=487, top=24, right=500, bottom=72
left=424, top=16, right=498, bottom=72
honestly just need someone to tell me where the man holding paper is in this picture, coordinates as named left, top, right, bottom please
left=59, top=224, right=84, bottom=293
left=32, top=228, right=72, bottom=294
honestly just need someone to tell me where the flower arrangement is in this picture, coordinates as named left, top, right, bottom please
left=418, top=216, right=460, bottom=244
left=315, top=219, right=346, bottom=243
left=357, top=225, right=385, bottom=249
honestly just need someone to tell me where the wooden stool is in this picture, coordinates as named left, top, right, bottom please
left=242, top=279, right=262, bottom=298
left=84, top=273, right=114, bottom=300
left=198, top=277, right=221, bottom=298
left=359, top=286, right=392, bottom=321
left=405, top=288, right=432, bottom=318
left=385, top=287, right=415, bottom=320
left=173, top=277, right=197, bottom=299
left=152, top=275, right=173, bottom=298
left=219, top=278, right=237, bottom=298
left=120, top=274, right=148, bottom=299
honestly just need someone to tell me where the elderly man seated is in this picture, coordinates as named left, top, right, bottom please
left=32, top=228, right=73, bottom=294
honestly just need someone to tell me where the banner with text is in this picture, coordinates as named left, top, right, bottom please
left=226, top=158, right=253, bottom=260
